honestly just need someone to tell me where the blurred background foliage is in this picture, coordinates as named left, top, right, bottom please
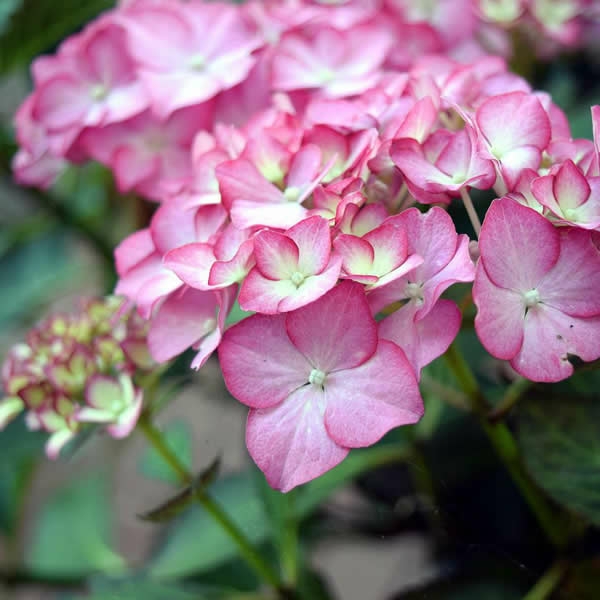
left=2, top=2, right=600, bottom=600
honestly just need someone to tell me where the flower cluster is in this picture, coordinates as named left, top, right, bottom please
left=12, top=0, right=598, bottom=192
left=0, top=297, right=154, bottom=459
left=10, top=0, right=600, bottom=490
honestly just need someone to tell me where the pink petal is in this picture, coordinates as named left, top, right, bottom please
left=473, top=264, right=525, bottom=360
left=287, top=216, right=332, bottom=275
left=537, top=228, right=600, bottom=317
left=286, top=281, right=377, bottom=372
left=253, top=231, right=299, bottom=280
left=218, top=314, right=311, bottom=409
left=324, top=340, right=423, bottom=447
left=511, top=305, right=600, bottom=382
left=148, top=289, right=218, bottom=362
left=246, top=385, right=349, bottom=492
left=164, top=243, right=215, bottom=290
left=379, top=300, right=461, bottom=376
left=479, top=198, right=560, bottom=291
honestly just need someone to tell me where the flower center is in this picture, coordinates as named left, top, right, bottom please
left=523, top=288, right=541, bottom=308
left=189, top=54, right=206, bottom=70
left=290, top=271, right=305, bottom=287
left=283, top=186, right=301, bottom=202
left=404, top=281, right=424, bottom=305
left=89, top=83, right=108, bottom=101
left=308, top=368, right=326, bottom=387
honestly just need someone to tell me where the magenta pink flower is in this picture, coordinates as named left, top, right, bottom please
left=474, top=197, right=600, bottom=382
left=219, top=281, right=423, bottom=491
left=239, top=216, right=341, bottom=314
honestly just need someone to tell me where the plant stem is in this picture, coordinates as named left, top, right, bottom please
left=444, top=344, right=570, bottom=548
left=488, top=377, right=533, bottom=423
left=281, top=491, right=299, bottom=587
left=137, top=416, right=283, bottom=592
left=460, top=188, right=481, bottom=238
left=522, top=561, right=568, bottom=600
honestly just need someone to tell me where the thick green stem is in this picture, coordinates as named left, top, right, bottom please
left=138, top=417, right=283, bottom=592
left=522, top=561, right=568, bottom=600
left=444, top=344, right=570, bottom=549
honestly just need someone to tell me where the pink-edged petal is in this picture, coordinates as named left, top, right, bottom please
left=208, top=239, right=255, bottom=287
left=135, top=270, right=184, bottom=319
left=379, top=300, right=461, bottom=377
left=114, top=229, right=154, bottom=276
left=239, top=270, right=298, bottom=314
left=148, top=289, right=218, bottom=363
left=553, top=160, right=591, bottom=209
left=287, top=216, right=332, bottom=275
left=324, top=340, right=423, bottom=447
left=85, top=374, right=121, bottom=410
left=246, top=385, right=349, bottom=492
left=46, top=430, right=77, bottom=461
left=479, top=197, right=560, bottom=291
left=538, top=228, right=600, bottom=317
left=253, top=231, right=299, bottom=280
left=164, top=243, right=215, bottom=290
left=473, top=264, right=525, bottom=360
left=334, top=234, right=375, bottom=275
left=511, top=305, right=600, bottom=382
left=218, top=313, right=311, bottom=409
left=286, top=281, right=377, bottom=372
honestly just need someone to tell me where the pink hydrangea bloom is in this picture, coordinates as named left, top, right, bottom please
left=473, top=197, right=600, bottom=382
left=219, top=281, right=423, bottom=491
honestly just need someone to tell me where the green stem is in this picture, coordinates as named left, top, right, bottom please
left=522, top=561, right=568, bottom=600
left=488, top=377, right=533, bottom=423
left=281, top=491, right=299, bottom=587
left=137, top=416, right=283, bottom=592
left=444, top=344, right=570, bottom=549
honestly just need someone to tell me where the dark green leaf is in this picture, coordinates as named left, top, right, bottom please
left=0, top=0, right=114, bottom=73
left=26, top=473, right=124, bottom=577
left=139, top=457, right=221, bottom=523
left=517, top=394, right=600, bottom=525
left=139, top=420, right=192, bottom=485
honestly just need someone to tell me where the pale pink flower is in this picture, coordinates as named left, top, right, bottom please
left=218, top=281, right=423, bottom=491
left=31, top=18, right=149, bottom=133
left=272, top=25, right=392, bottom=98
left=121, top=1, right=263, bottom=116
left=473, top=197, right=600, bottom=382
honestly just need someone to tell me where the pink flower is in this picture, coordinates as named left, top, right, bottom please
left=31, top=19, right=149, bottom=133
left=239, top=216, right=341, bottom=313
left=475, top=91, right=551, bottom=190
left=531, top=159, right=600, bottom=229
left=473, top=197, right=600, bottom=382
left=121, top=1, right=262, bottom=116
left=272, top=25, right=392, bottom=98
left=219, top=281, right=423, bottom=491
left=367, top=207, right=475, bottom=317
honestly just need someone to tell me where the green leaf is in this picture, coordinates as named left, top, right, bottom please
left=139, top=420, right=192, bottom=485
left=0, top=0, right=114, bottom=73
left=26, top=473, right=124, bottom=577
left=139, top=457, right=220, bottom=523
left=0, top=415, right=45, bottom=535
left=517, top=393, right=600, bottom=526
left=150, top=443, right=410, bottom=579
